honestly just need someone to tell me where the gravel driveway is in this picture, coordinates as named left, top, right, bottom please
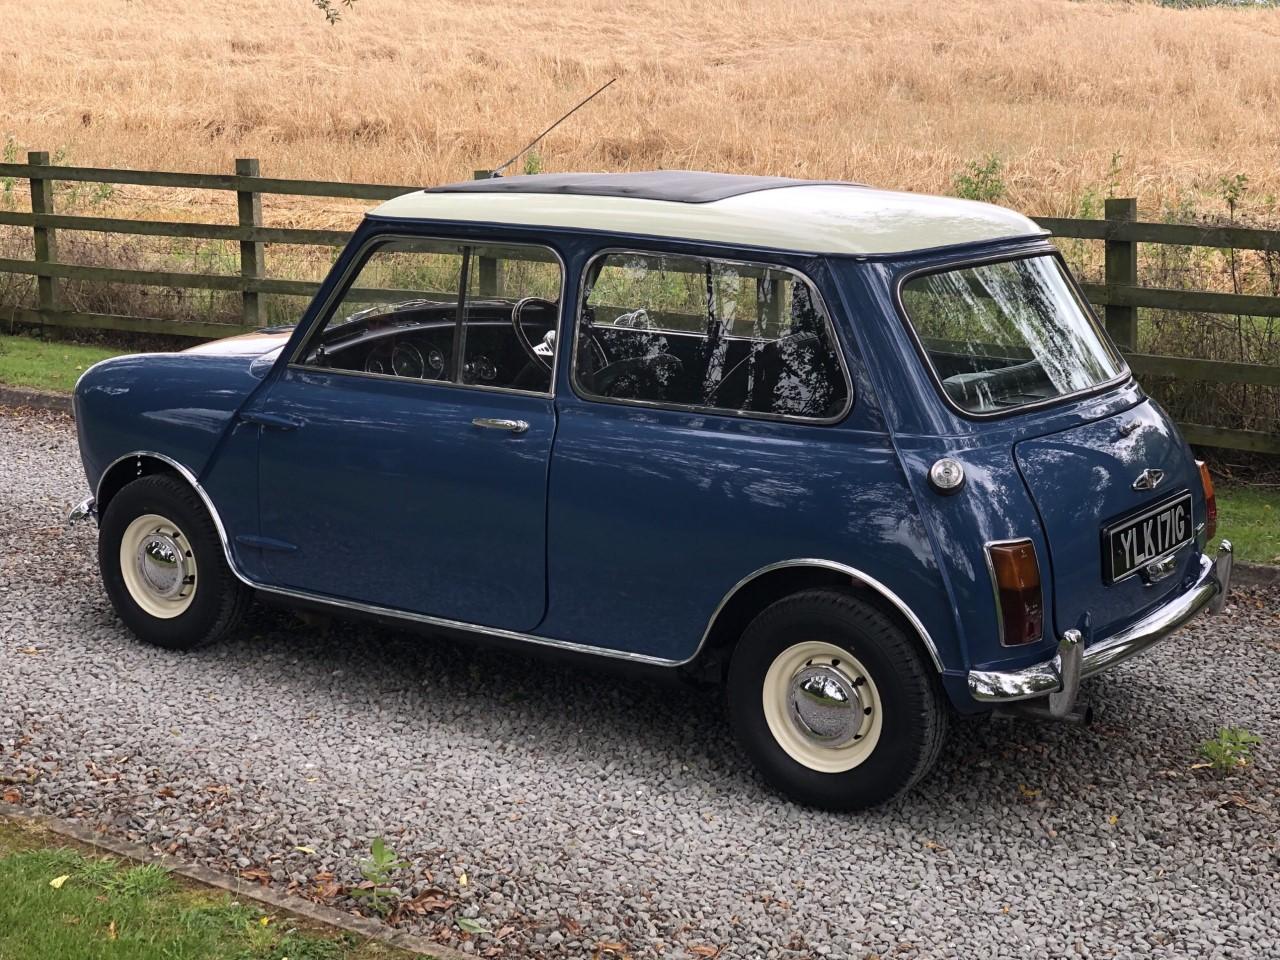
left=2, top=409, right=1278, bottom=959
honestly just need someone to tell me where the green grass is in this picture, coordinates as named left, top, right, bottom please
left=1215, top=485, right=1280, bottom=565
left=0, top=334, right=129, bottom=393
left=0, top=818, right=417, bottom=960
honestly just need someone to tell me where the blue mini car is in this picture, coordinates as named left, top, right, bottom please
left=70, top=172, right=1234, bottom=810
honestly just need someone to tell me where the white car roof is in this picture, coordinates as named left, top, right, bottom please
left=370, top=171, right=1046, bottom=257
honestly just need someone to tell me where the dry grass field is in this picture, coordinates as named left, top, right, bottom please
left=0, top=0, right=1277, bottom=438
left=0, top=0, right=1278, bottom=218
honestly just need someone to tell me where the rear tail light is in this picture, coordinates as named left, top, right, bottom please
left=986, top=540, right=1044, bottom=646
left=1197, top=460, right=1218, bottom=542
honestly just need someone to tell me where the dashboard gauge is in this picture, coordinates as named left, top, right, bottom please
left=364, top=341, right=393, bottom=375
left=426, top=348, right=446, bottom=378
left=468, top=355, right=498, bottom=382
left=392, top=342, right=426, bottom=379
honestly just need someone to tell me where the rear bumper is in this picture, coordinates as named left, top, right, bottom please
left=968, top=540, right=1233, bottom=708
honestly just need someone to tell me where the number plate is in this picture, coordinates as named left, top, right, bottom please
left=1104, top=492, right=1193, bottom=583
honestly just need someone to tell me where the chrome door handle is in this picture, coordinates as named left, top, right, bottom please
left=472, top=417, right=529, bottom=434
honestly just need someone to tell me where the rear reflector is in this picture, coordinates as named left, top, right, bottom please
left=1197, top=460, right=1218, bottom=542
left=987, top=540, right=1044, bottom=646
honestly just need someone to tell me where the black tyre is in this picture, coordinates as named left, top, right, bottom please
left=98, top=474, right=250, bottom=650
left=726, top=588, right=947, bottom=811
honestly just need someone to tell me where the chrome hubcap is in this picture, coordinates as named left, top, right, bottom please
left=136, top=532, right=187, bottom=599
left=120, top=514, right=198, bottom=619
left=788, top=663, right=865, bottom=747
left=764, top=641, right=883, bottom=773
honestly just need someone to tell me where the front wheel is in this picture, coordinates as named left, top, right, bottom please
left=726, top=588, right=947, bottom=810
left=98, top=474, right=250, bottom=650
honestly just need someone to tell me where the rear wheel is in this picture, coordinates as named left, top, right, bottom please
left=99, top=475, right=249, bottom=650
left=726, top=588, right=946, bottom=810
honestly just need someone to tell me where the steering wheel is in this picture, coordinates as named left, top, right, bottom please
left=512, top=297, right=557, bottom=371
left=591, top=353, right=683, bottom=398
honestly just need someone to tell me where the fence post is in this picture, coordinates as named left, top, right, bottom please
left=1104, top=197, right=1138, bottom=351
left=236, top=158, right=264, bottom=327
left=28, top=150, right=58, bottom=326
left=472, top=169, right=501, bottom=297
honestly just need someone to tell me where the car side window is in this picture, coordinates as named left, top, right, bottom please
left=574, top=251, right=850, bottom=421
left=298, top=238, right=562, bottom=394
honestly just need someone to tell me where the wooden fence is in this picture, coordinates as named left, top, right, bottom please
left=0, top=153, right=1277, bottom=453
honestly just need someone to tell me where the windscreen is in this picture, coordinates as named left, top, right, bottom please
left=900, top=255, right=1124, bottom=414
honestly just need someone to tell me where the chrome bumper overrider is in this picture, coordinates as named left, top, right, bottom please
left=968, top=541, right=1233, bottom=712
left=67, top=496, right=96, bottom=526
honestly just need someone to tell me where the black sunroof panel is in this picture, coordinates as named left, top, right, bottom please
left=426, top=171, right=856, bottom=204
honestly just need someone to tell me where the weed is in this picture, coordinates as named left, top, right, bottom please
left=523, top=151, right=544, bottom=176
left=311, top=0, right=358, bottom=25
left=1104, top=150, right=1124, bottom=199
left=1198, top=726, right=1262, bottom=774
left=952, top=156, right=1005, bottom=204
left=350, top=837, right=409, bottom=917
left=178, top=895, right=258, bottom=934
left=109, top=862, right=175, bottom=898
left=74, top=856, right=119, bottom=889
left=1220, top=173, right=1249, bottom=219
left=1077, top=185, right=1101, bottom=220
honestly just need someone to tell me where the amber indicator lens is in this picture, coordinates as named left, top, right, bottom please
left=988, top=540, right=1044, bottom=646
left=1197, top=460, right=1217, bottom=542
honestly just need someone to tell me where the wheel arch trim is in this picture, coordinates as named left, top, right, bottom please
left=695, top=559, right=946, bottom=671
left=96, top=450, right=242, bottom=576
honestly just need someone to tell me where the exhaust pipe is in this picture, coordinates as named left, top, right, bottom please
left=994, top=700, right=1094, bottom=726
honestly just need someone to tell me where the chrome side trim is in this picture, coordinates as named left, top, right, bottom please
left=96, top=457, right=945, bottom=671
left=695, top=558, right=945, bottom=671
left=244, top=579, right=684, bottom=667
left=968, top=541, right=1232, bottom=704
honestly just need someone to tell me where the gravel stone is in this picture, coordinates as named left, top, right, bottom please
left=2, top=408, right=1279, bottom=958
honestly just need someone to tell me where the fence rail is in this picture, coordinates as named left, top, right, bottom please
left=0, top=155, right=1277, bottom=453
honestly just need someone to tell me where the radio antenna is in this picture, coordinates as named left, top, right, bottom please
left=490, top=77, right=618, bottom=177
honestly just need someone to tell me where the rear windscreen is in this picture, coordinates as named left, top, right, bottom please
left=900, top=255, right=1125, bottom=414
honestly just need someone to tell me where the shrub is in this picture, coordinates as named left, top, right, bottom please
left=952, top=156, right=1005, bottom=204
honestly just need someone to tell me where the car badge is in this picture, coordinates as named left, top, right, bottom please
left=1132, top=468, right=1165, bottom=491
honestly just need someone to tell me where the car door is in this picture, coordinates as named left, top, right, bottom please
left=244, top=235, right=564, bottom=632
left=543, top=249, right=891, bottom=662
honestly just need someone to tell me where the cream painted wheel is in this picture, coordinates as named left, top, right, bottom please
left=117, top=513, right=198, bottom=619
left=762, top=640, right=884, bottom=774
